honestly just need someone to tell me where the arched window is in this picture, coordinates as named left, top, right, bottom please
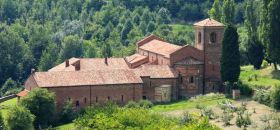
left=210, top=32, right=217, bottom=43
left=198, top=32, right=202, bottom=43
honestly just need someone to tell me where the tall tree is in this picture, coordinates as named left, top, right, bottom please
left=267, top=0, right=280, bottom=70
left=59, top=35, right=83, bottom=61
left=102, top=43, right=112, bottom=58
left=245, top=0, right=264, bottom=69
left=221, top=0, right=235, bottom=25
left=221, top=25, right=240, bottom=83
left=38, top=43, right=59, bottom=71
left=208, top=0, right=222, bottom=21
left=20, top=88, right=55, bottom=128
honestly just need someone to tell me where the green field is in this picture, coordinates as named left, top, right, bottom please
left=169, top=24, right=193, bottom=33
left=240, top=65, right=280, bottom=87
left=55, top=123, right=75, bottom=130
left=152, top=93, right=228, bottom=112
left=0, top=98, right=17, bottom=118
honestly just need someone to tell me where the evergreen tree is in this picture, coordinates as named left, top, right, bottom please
left=146, top=21, right=156, bottom=33
left=208, top=0, right=221, bottom=21
left=102, top=43, right=112, bottom=58
left=38, top=43, right=59, bottom=71
left=157, top=7, right=171, bottom=24
left=121, top=20, right=133, bottom=43
left=59, top=35, right=83, bottom=61
left=83, top=40, right=97, bottom=58
left=245, top=0, right=264, bottom=69
left=221, top=0, right=235, bottom=25
left=221, top=25, right=240, bottom=83
left=267, top=0, right=280, bottom=70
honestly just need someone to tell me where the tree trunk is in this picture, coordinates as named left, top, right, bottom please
left=274, top=63, right=278, bottom=70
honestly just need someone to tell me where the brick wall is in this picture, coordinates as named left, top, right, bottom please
left=24, top=75, right=38, bottom=91
left=170, top=46, right=204, bottom=66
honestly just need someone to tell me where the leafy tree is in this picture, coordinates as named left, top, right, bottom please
left=166, top=0, right=180, bottom=17
left=146, top=21, right=156, bottom=33
left=244, top=0, right=264, bottom=69
left=6, top=106, right=35, bottom=130
left=133, top=14, right=141, bottom=25
left=157, top=7, right=171, bottom=24
left=59, top=35, right=83, bottom=61
left=102, top=43, right=112, bottom=58
left=271, top=85, right=280, bottom=110
left=121, top=20, right=133, bottom=43
left=221, top=25, right=240, bottom=83
left=83, top=40, right=97, bottom=58
left=60, top=100, right=77, bottom=123
left=1, top=78, right=18, bottom=96
left=259, top=0, right=270, bottom=64
left=267, top=0, right=280, bottom=70
left=38, top=43, right=59, bottom=71
left=20, top=88, right=55, bottom=128
left=0, top=112, right=5, bottom=130
left=0, top=0, right=18, bottom=24
left=221, top=0, right=235, bottom=25
left=208, top=0, right=222, bottom=21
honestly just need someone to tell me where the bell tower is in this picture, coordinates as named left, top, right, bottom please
left=193, top=18, right=225, bottom=93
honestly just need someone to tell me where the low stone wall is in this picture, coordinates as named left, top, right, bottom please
left=0, top=94, right=17, bottom=103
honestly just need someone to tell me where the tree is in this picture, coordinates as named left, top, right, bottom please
left=259, top=0, right=270, bottom=65
left=221, top=0, right=235, bottom=25
left=157, top=7, right=171, bottom=24
left=146, top=21, right=156, bottom=33
left=38, top=43, right=59, bottom=71
left=102, top=43, right=112, bottom=58
left=0, top=0, right=18, bottom=24
left=267, top=0, right=280, bottom=70
left=271, top=85, right=280, bottom=110
left=83, top=40, right=97, bottom=58
left=121, top=20, right=133, bottom=43
left=59, top=35, right=83, bottom=61
left=1, top=78, right=18, bottom=96
left=6, top=106, right=35, bottom=130
left=0, top=112, right=4, bottom=130
left=208, top=0, right=222, bottom=21
left=60, top=100, right=77, bottom=123
left=221, top=25, right=240, bottom=83
left=20, top=88, right=55, bottom=128
left=245, top=0, right=264, bottom=69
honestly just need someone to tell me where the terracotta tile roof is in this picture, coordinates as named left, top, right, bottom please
left=134, top=65, right=178, bottom=78
left=137, top=34, right=165, bottom=47
left=48, top=57, right=79, bottom=72
left=33, top=69, right=143, bottom=87
left=17, top=89, right=29, bottom=97
left=125, top=54, right=148, bottom=64
left=139, top=39, right=182, bottom=58
left=194, top=18, right=224, bottom=27
left=79, top=58, right=130, bottom=71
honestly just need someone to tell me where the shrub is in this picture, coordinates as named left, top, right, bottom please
left=60, top=100, right=78, bottom=124
left=237, top=81, right=253, bottom=97
left=262, top=60, right=269, bottom=68
left=138, top=100, right=153, bottom=109
left=270, top=86, right=280, bottom=110
left=125, top=101, right=139, bottom=108
left=253, top=88, right=271, bottom=106
left=1, top=78, right=19, bottom=96
left=6, top=106, right=35, bottom=130
left=221, top=111, right=234, bottom=126
left=0, top=112, right=4, bottom=130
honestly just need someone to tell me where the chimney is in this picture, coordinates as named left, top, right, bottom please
left=65, top=60, right=69, bottom=67
left=31, top=68, right=35, bottom=74
left=75, top=60, right=80, bottom=71
left=105, top=57, right=108, bottom=65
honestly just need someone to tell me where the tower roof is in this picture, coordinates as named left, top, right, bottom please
left=194, top=18, right=224, bottom=27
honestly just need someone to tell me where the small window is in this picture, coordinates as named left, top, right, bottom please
left=198, top=32, right=202, bottom=43
left=76, top=100, right=80, bottom=107
left=189, top=76, right=194, bottom=83
left=68, top=98, right=71, bottom=101
left=121, top=95, right=124, bottom=102
left=178, top=73, right=183, bottom=83
left=96, top=96, right=98, bottom=102
left=210, top=32, right=217, bottom=43
left=84, top=98, right=87, bottom=103
left=107, top=96, right=111, bottom=101
left=143, top=96, right=147, bottom=100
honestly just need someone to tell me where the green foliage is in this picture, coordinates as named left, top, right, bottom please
left=236, top=111, right=251, bottom=129
left=60, top=100, right=78, bottom=124
left=237, top=81, right=253, bottom=97
left=138, top=100, right=153, bottom=109
left=20, top=88, right=55, bottom=128
left=38, top=43, right=59, bottom=71
left=125, top=101, right=139, bottom=108
left=59, top=35, right=83, bottom=61
left=253, top=88, right=271, bottom=106
left=208, top=0, right=221, bottom=21
left=221, top=25, right=240, bottom=83
left=270, top=85, right=280, bottom=110
left=6, top=106, right=35, bottom=130
left=1, top=78, right=18, bottom=96
left=221, top=0, right=235, bottom=25
left=0, top=112, right=4, bottom=130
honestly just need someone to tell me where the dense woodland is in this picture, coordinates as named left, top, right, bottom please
left=0, top=0, right=279, bottom=97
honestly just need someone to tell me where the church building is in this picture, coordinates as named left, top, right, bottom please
left=20, top=18, right=225, bottom=110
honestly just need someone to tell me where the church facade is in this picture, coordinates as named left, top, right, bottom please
left=21, top=18, right=225, bottom=110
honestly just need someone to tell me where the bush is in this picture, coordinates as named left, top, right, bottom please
left=262, top=60, right=269, bottom=68
left=237, top=81, right=253, bottom=97
left=1, top=78, right=19, bottom=96
left=6, top=106, right=35, bottom=130
left=253, top=88, right=271, bottom=106
left=270, top=86, right=280, bottom=110
left=60, top=100, right=78, bottom=124
left=125, top=101, right=139, bottom=108
left=138, top=100, right=153, bottom=109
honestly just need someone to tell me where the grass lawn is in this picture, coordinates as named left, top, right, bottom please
left=169, top=24, right=193, bottom=33
left=152, top=93, right=228, bottom=112
left=240, top=65, right=280, bottom=87
left=0, top=98, right=17, bottom=118
left=55, top=123, right=75, bottom=130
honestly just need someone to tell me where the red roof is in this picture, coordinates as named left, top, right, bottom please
left=17, top=90, right=29, bottom=97
left=194, top=18, right=224, bottom=27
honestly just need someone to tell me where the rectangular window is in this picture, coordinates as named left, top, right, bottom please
left=96, top=96, right=98, bottom=102
left=108, top=96, right=111, bottom=101
left=121, top=95, right=124, bottom=102
left=84, top=98, right=87, bottom=103
left=76, top=100, right=80, bottom=107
